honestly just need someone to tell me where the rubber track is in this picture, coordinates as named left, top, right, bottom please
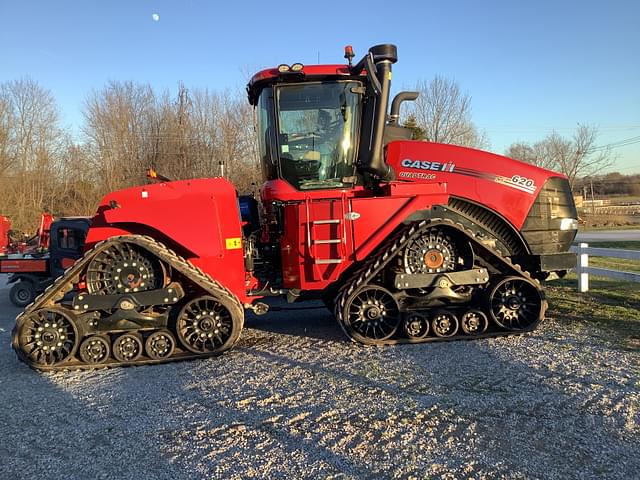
left=11, top=235, right=244, bottom=372
left=334, top=218, right=548, bottom=345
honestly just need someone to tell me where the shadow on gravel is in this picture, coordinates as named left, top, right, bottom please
left=2, top=283, right=638, bottom=479
left=0, top=291, right=190, bottom=480
left=244, top=298, right=348, bottom=343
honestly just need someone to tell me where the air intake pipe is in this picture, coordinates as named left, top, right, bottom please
left=353, top=44, right=398, bottom=182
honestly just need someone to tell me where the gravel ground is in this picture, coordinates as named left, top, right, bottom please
left=0, top=274, right=638, bottom=479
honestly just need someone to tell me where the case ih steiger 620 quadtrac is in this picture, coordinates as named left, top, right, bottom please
left=12, top=44, right=578, bottom=371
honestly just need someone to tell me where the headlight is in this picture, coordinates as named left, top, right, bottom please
left=559, top=218, right=578, bottom=230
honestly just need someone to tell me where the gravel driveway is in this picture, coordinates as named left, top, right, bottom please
left=1, top=276, right=638, bottom=479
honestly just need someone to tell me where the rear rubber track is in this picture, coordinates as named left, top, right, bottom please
left=334, top=218, right=547, bottom=346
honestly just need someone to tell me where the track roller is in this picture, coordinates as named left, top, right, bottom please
left=402, top=313, right=430, bottom=339
left=145, top=330, right=176, bottom=360
left=460, top=310, right=489, bottom=335
left=112, top=333, right=143, bottom=362
left=79, top=335, right=111, bottom=364
left=430, top=310, right=459, bottom=338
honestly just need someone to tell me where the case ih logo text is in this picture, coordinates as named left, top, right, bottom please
left=401, top=159, right=456, bottom=172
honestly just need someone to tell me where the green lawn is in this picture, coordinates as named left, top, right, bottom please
left=546, top=273, right=640, bottom=348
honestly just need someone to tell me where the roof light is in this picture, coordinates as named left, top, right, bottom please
left=290, top=63, right=304, bottom=72
left=344, top=45, right=355, bottom=67
left=277, top=64, right=290, bottom=73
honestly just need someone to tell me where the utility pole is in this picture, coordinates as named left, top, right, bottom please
left=590, top=178, right=595, bottom=217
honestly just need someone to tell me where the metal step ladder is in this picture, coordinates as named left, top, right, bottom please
left=304, top=194, right=348, bottom=269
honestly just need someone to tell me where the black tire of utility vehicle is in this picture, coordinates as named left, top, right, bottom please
left=10, top=281, right=35, bottom=308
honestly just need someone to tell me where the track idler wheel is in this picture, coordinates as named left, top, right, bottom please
left=402, top=313, right=430, bottom=340
left=431, top=310, right=459, bottom=338
left=340, top=285, right=400, bottom=344
left=16, top=308, right=79, bottom=366
left=175, top=296, right=240, bottom=354
left=489, top=277, right=544, bottom=331
left=145, top=330, right=176, bottom=360
left=461, top=310, right=489, bottom=336
left=18, top=307, right=79, bottom=367
left=112, top=333, right=143, bottom=362
left=79, top=335, right=111, bottom=364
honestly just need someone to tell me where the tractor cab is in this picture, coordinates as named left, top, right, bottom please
left=264, top=80, right=361, bottom=190
left=247, top=44, right=417, bottom=193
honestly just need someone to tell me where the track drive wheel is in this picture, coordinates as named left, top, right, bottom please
left=340, top=285, right=400, bottom=344
left=86, top=241, right=167, bottom=295
left=175, top=296, right=242, bottom=354
left=403, top=226, right=471, bottom=274
left=489, top=277, right=544, bottom=331
left=16, top=308, right=79, bottom=366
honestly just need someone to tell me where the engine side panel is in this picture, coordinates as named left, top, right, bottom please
left=387, top=141, right=561, bottom=230
left=85, top=178, right=249, bottom=302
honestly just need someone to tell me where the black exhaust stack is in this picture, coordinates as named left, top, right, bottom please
left=389, top=91, right=419, bottom=125
left=353, top=44, right=398, bottom=182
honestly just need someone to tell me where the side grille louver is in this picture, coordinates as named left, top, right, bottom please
left=447, top=198, right=527, bottom=256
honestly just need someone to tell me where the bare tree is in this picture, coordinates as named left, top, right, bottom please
left=407, top=76, right=488, bottom=149
left=506, top=124, right=612, bottom=189
left=83, top=80, right=157, bottom=194
left=0, top=78, right=65, bottom=231
left=83, top=81, right=261, bottom=197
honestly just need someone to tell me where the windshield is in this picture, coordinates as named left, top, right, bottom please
left=275, top=81, right=361, bottom=190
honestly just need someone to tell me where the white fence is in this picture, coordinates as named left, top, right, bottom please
left=569, top=243, right=640, bottom=292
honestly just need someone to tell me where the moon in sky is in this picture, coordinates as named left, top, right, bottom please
left=152, top=13, right=160, bottom=22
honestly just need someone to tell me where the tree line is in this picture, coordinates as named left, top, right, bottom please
left=0, top=75, right=623, bottom=233
left=0, top=78, right=260, bottom=232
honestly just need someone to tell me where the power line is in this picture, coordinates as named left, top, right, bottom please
left=588, top=135, right=640, bottom=152
left=482, top=125, right=640, bottom=133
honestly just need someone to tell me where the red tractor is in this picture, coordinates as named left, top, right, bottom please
left=12, top=44, right=578, bottom=371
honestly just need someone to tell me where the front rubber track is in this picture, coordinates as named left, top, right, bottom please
left=11, top=235, right=244, bottom=372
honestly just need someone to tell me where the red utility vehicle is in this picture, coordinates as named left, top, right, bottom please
left=12, top=45, right=577, bottom=371
left=1, top=217, right=90, bottom=307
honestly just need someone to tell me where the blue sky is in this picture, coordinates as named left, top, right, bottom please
left=1, top=0, right=639, bottom=173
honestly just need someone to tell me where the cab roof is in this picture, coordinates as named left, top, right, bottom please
left=246, top=64, right=365, bottom=105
